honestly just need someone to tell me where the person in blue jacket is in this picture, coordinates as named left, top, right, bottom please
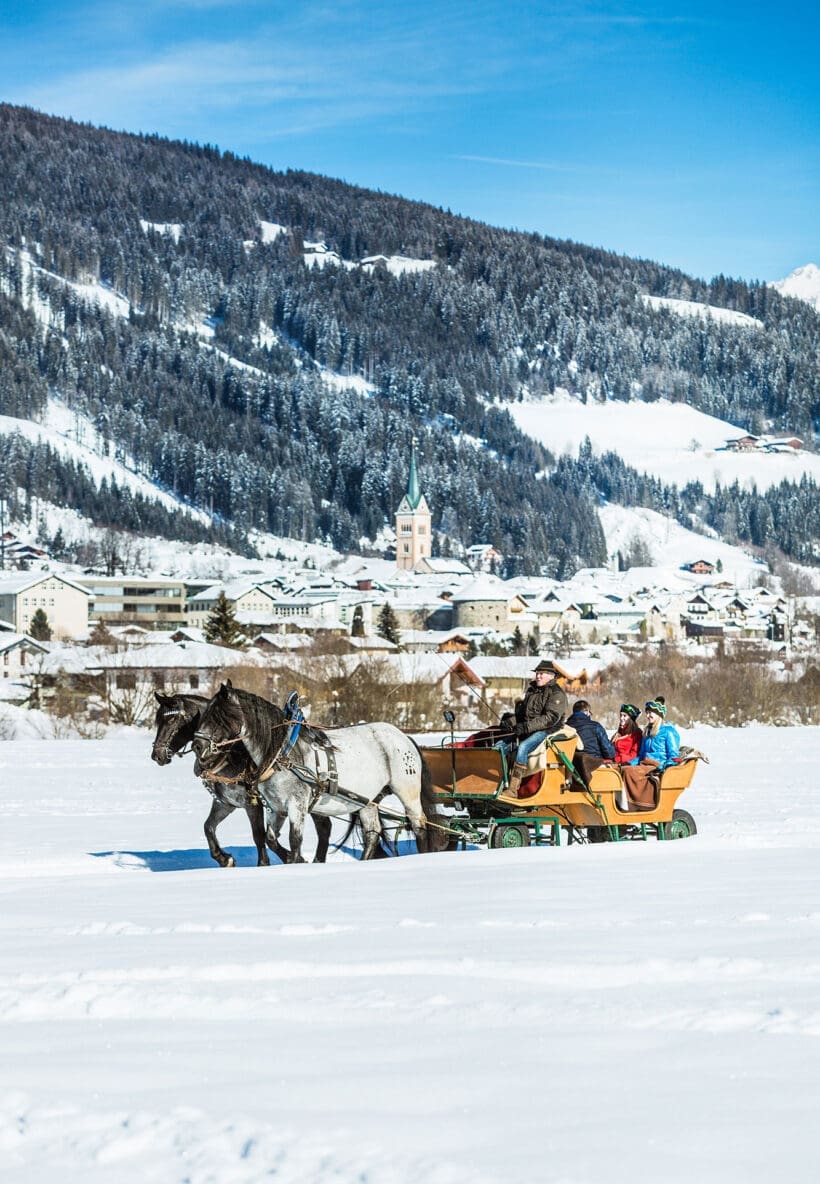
left=566, top=699, right=615, bottom=787
left=621, top=697, right=680, bottom=810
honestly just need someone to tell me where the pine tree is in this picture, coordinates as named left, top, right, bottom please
left=88, top=620, right=116, bottom=647
left=376, top=602, right=400, bottom=645
left=204, top=592, right=246, bottom=648
left=29, top=608, right=52, bottom=641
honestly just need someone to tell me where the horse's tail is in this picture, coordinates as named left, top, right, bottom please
left=412, top=740, right=449, bottom=853
left=334, top=816, right=358, bottom=851
left=331, top=813, right=395, bottom=858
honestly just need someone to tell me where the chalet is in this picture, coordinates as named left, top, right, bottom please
left=465, top=544, right=504, bottom=573
left=682, top=560, right=716, bottom=575
left=723, top=435, right=760, bottom=452
left=0, top=632, right=49, bottom=682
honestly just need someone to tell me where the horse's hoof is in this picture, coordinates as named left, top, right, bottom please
left=225, top=855, right=236, bottom=868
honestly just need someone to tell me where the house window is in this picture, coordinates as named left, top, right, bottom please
left=115, top=672, right=137, bottom=689
left=189, top=674, right=200, bottom=689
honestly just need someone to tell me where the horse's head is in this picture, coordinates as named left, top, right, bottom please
left=192, top=681, right=245, bottom=777
left=151, top=692, right=203, bottom=766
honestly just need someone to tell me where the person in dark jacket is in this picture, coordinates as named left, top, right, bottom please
left=500, top=659, right=568, bottom=796
left=567, top=699, right=616, bottom=787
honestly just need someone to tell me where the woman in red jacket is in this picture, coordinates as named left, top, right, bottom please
left=612, top=703, right=642, bottom=764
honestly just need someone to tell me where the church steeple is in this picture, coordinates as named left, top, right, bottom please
left=395, top=438, right=432, bottom=570
left=406, top=437, right=422, bottom=509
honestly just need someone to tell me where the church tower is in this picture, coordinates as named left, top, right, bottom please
left=395, top=438, right=432, bottom=570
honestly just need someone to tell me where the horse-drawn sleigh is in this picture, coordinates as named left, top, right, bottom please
left=419, top=721, right=702, bottom=848
left=151, top=686, right=702, bottom=865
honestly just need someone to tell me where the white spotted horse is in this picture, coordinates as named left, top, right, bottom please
left=192, top=683, right=444, bottom=863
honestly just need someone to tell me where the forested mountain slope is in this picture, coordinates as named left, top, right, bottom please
left=0, top=104, right=816, bottom=572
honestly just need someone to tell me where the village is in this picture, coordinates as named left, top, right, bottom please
left=0, top=445, right=816, bottom=735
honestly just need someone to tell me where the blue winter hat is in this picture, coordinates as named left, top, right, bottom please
left=645, top=699, right=667, bottom=717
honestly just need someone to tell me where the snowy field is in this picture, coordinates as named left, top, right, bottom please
left=2, top=726, right=819, bottom=1183
left=509, top=395, right=820, bottom=493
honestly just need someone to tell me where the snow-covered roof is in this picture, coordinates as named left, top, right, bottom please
left=0, top=571, right=89, bottom=596
left=0, top=632, right=48, bottom=655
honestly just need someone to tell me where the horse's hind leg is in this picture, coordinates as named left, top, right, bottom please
left=203, top=798, right=237, bottom=868
left=244, top=800, right=271, bottom=867
left=312, top=815, right=332, bottom=863
left=359, top=804, right=386, bottom=860
left=286, top=797, right=308, bottom=864
left=265, top=810, right=291, bottom=864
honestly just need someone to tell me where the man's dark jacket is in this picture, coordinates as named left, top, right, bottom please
left=514, top=681, right=568, bottom=737
left=566, top=709, right=616, bottom=760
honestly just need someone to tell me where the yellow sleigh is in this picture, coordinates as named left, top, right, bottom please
left=420, top=726, right=702, bottom=848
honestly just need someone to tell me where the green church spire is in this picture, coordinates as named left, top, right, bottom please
left=406, top=437, right=421, bottom=509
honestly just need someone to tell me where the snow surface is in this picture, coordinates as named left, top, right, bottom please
left=597, top=503, right=765, bottom=583
left=139, top=220, right=183, bottom=244
left=1, top=726, right=818, bottom=1182
left=641, top=294, right=763, bottom=329
left=769, top=263, right=820, bottom=312
left=508, top=393, right=820, bottom=493
left=259, top=221, right=287, bottom=244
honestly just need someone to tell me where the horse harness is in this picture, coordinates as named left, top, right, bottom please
left=256, top=692, right=339, bottom=809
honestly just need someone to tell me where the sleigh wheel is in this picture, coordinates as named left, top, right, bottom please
left=661, top=809, right=697, bottom=840
left=490, top=823, right=531, bottom=849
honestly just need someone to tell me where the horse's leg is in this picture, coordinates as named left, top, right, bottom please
left=264, top=809, right=291, bottom=864
left=285, top=794, right=309, bottom=864
left=312, top=814, right=332, bottom=863
left=244, top=799, right=270, bottom=867
left=405, top=804, right=430, bottom=853
left=203, top=797, right=237, bottom=868
left=359, top=803, right=385, bottom=860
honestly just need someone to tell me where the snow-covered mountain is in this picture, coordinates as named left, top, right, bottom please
left=769, top=262, right=820, bottom=311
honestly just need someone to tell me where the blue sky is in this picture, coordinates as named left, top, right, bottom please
left=2, top=0, right=818, bottom=282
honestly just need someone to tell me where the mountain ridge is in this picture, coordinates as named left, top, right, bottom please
left=0, top=104, right=817, bottom=573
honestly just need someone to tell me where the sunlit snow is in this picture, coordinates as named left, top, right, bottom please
left=509, top=394, right=820, bottom=493
left=1, top=726, right=818, bottom=1182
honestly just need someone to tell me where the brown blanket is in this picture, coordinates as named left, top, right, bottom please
left=621, top=759, right=661, bottom=810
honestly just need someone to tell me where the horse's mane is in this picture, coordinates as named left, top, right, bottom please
left=226, top=686, right=331, bottom=753
left=162, top=690, right=258, bottom=780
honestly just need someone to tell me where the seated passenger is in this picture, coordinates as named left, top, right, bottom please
left=621, top=698, right=680, bottom=810
left=612, top=703, right=642, bottom=764
left=499, top=659, right=568, bottom=797
left=566, top=699, right=615, bottom=787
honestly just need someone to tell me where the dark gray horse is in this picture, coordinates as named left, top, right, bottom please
left=151, top=692, right=390, bottom=865
left=150, top=691, right=303, bottom=867
left=192, top=683, right=443, bottom=862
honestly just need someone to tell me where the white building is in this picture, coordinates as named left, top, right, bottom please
left=0, top=573, right=89, bottom=640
